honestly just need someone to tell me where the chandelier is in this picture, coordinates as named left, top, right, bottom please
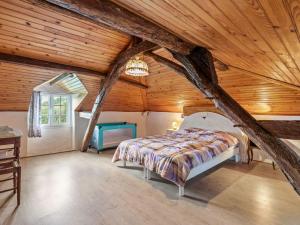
left=125, top=56, right=149, bottom=76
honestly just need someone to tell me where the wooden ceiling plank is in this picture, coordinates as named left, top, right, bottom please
left=0, top=4, right=130, bottom=48
left=43, top=0, right=194, bottom=54
left=147, top=52, right=300, bottom=92
left=0, top=32, right=121, bottom=63
left=167, top=0, right=286, bottom=80
left=0, top=17, right=128, bottom=55
left=20, top=0, right=130, bottom=40
left=261, top=0, right=300, bottom=75
left=121, top=0, right=291, bottom=83
left=211, top=0, right=295, bottom=84
left=0, top=53, right=148, bottom=89
left=231, top=0, right=300, bottom=84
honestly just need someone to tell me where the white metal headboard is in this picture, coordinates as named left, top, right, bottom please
left=180, top=112, right=239, bottom=133
left=180, top=112, right=249, bottom=158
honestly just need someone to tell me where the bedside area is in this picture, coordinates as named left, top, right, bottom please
left=247, top=140, right=276, bottom=169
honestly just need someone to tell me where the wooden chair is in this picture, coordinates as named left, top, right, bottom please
left=0, top=160, right=21, bottom=205
left=0, top=137, right=21, bottom=206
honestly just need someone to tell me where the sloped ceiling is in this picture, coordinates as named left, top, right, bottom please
left=114, top=0, right=300, bottom=86
left=0, top=0, right=300, bottom=115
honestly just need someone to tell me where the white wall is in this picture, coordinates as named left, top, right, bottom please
left=27, top=127, right=73, bottom=156
left=0, top=112, right=68, bottom=157
left=146, top=112, right=182, bottom=136
left=0, top=110, right=146, bottom=157
left=0, top=112, right=28, bottom=157
left=1, top=110, right=298, bottom=162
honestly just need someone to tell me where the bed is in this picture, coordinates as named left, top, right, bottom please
left=112, top=112, right=249, bottom=196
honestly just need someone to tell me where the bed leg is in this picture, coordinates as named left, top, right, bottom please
left=235, top=154, right=240, bottom=163
left=143, top=167, right=147, bottom=179
left=123, top=161, right=126, bottom=167
left=146, top=168, right=151, bottom=180
left=178, top=186, right=184, bottom=197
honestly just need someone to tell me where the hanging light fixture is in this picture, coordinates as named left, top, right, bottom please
left=125, top=56, right=149, bottom=76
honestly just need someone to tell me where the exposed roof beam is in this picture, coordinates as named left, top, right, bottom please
left=259, top=120, right=300, bottom=140
left=183, top=106, right=300, bottom=139
left=0, top=53, right=148, bottom=89
left=81, top=41, right=157, bottom=151
left=146, top=50, right=300, bottom=194
left=147, top=52, right=300, bottom=91
left=44, top=0, right=195, bottom=54
left=170, top=47, right=300, bottom=195
left=148, top=52, right=300, bottom=139
left=145, top=52, right=187, bottom=76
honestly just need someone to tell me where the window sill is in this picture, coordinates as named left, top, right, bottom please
left=41, top=125, right=72, bottom=129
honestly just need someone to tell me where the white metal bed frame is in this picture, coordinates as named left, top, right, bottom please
left=122, top=112, right=248, bottom=197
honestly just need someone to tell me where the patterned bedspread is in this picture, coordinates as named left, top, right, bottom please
left=112, top=128, right=239, bottom=186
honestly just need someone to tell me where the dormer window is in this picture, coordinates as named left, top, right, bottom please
left=40, top=94, right=71, bottom=127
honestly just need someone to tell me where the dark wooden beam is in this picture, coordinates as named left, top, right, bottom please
left=182, top=105, right=300, bottom=139
left=148, top=53, right=300, bottom=139
left=44, top=0, right=195, bottom=54
left=0, top=53, right=148, bottom=89
left=213, top=58, right=229, bottom=71
left=169, top=47, right=300, bottom=195
left=145, top=52, right=187, bottom=76
left=81, top=41, right=157, bottom=151
left=259, top=120, right=300, bottom=140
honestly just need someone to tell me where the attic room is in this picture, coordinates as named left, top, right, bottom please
left=0, top=0, right=299, bottom=224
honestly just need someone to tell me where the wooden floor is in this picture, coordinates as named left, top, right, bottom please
left=0, top=150, right=299, bottom=225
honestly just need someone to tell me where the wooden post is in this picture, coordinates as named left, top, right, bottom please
left=169, top=47, right=300, bottom=195
left=81, top=41, right=157, bottom=151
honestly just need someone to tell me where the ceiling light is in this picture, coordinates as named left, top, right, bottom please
left=125, top=56, right=149, bottom=76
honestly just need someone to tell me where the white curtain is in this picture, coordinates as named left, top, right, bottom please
left=28, top=91, right=42, bottom=137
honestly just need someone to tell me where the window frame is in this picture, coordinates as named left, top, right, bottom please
left=40, top=94, right=72, bottom=127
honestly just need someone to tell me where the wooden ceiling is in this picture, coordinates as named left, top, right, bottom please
left=114, top=0, right=300, bottom=85
left=0, top=0, right=300, bottom=115
left=0, top=0, right=130, bottom=72
left=145, top=56, right=300, bottom=115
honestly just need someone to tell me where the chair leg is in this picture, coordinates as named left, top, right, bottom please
left=272, top=162, right=276, bottom=170
left=17, top=166, right=21, bottom=206
left=13, top=171, right=16, bottom=194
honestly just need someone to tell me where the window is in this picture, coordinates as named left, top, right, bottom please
left=40, top=95, right=71, bottom=126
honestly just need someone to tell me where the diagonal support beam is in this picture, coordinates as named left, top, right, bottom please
left=169, top=47, right=300, bottom=195
left=147, top=53, right=300, bottom=139
left=81, top=41, right=157, bottom=151
left=259, top=120, right=300, bottom=140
